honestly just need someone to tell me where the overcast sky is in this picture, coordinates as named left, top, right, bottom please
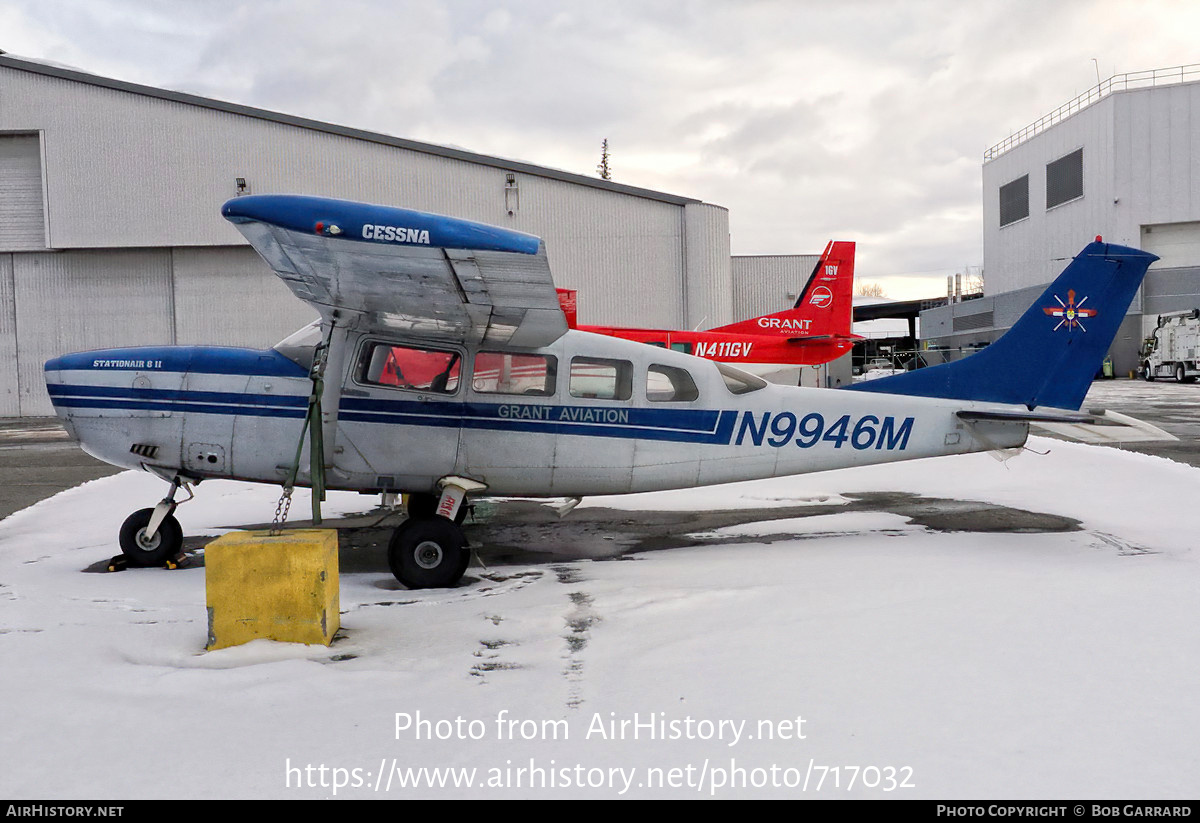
left=6, top=0, right=1200, bottom=298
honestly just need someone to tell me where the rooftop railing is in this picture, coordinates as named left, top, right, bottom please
left=984, top=64, right=1200, bottom=162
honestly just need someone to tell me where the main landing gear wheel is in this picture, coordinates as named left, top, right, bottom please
left=388, top=517, right=469, bottom=589
left=118, top=508, right=183, bottom=567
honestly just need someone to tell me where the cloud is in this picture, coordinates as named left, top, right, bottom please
left=6, top=0, right=1200, bottom=297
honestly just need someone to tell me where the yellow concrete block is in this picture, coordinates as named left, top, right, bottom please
left=205, top=529, right=339, bottom=650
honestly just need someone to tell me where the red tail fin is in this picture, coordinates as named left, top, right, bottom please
left=556, top=288, right=578, bottom=329
left=711, top=241, right=856, bottom=338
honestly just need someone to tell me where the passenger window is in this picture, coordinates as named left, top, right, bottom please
left=647, top=364, right=699, bottom=402
left=670, top=342, right=693, bottom=354
left=569, top=357, right=632, bottom=400
left=359, top=342, right=460, bottom=393
left=716, top=362, right=767, bottom=395
left=472, top=352, right=557, bottom=396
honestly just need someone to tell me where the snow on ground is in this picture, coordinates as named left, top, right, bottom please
left=1, top=438, right=1198, bottom=799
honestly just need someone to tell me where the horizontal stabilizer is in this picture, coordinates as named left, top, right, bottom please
left=957, top=409, right=1092, bottom=424
left=1032, top=408, right=1177, bottom=444
left=787, top=333, right=864, bottom=345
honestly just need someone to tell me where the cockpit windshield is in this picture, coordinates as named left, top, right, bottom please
left=715, top=361, right=767, bottom=395
left=273, top=321, right=322, bottom=370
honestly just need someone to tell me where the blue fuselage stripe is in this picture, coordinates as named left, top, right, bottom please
left=47, top=384, right=309, bottom=408
left=47, top=385, right=739, bottom=445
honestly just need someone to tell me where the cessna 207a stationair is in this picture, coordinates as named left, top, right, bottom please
left=44, top=195, right=1157, bottom=589
left=561, top=240, right=860, bottom=384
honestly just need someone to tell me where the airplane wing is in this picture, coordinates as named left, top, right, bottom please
left=222, top=194, right=568, bottom=348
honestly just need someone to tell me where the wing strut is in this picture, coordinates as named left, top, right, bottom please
left=273, top=320, right=335, bottom=530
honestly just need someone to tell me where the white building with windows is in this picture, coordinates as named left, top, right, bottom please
left=922, top=66, right=1200, bottom=375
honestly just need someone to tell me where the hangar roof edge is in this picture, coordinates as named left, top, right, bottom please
left=0, top=53, right=702, bottom=207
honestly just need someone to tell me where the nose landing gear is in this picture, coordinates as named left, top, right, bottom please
left=118, top=477, right=193, bottom=567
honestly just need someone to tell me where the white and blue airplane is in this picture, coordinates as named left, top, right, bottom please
left=44, top=195, right=1158, bottom=588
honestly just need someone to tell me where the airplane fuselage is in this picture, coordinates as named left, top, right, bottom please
left=578, top=325, right=854, bottom=384
left=45, top=329, right=1024, bottom=499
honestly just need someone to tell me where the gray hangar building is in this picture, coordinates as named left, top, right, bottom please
left=922, top=65, right=1200, bottom=377
left=0, top=53, right=820, bottom=417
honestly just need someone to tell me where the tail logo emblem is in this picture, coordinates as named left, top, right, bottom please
left=809, top=286, right=833, bottom=308
left=1043, top=289, right=1096, bottom=331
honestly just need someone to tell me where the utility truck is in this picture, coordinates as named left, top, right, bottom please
left=1140, top=309, right=1200, bottom=383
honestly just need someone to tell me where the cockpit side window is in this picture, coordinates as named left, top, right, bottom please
left=647, top=364, right=699, bottom=402
left=472, top=352, right=557, bottom=396
left=569, top=357, right=632, bottom=401
left=358, top=341, right=461, bottom=393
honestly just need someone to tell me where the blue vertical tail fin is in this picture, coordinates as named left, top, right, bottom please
left=847, top=240, right=1157, bottom=411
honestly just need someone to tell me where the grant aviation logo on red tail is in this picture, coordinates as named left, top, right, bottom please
left=1043, top=289, right=1097, bottom=331
left=808, top=286, right=834, bottom=308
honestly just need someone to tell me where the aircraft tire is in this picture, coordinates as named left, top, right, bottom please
left=119, top=508, right=183, bottom=567
left=388, top=517, right=467, bottom=589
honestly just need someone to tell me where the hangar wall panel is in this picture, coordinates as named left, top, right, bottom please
left=1143, top=265, right=1200, bottom=322
left=0, top=256, right=20, bottom=416
left=731, top=255, right=820, bottom=319
left=683, top=203, right=732, bottom=328
left=1139, top=221, right=1200, bottom=268
left=14, top=250, right=173, bottom=416
left=510, top=182, right=687, bottom=329
left=0, top=65, right=696, bottom=329
left=171, top=247, right=318, bottom=346
left=1116, top=85, right=1200, bottom=229
left=0, top=133, right=46, bottom=250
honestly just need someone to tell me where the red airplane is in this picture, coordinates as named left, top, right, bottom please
left=559, top=241, right=859, bottom=385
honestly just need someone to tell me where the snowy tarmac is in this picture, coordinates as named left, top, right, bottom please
left=1, top=380, right=1199, bottom=799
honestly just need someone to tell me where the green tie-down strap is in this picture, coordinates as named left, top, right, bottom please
left=285, top=325, right=333, bottom=526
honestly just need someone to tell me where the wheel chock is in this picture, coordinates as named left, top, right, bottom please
left=106, top=552, right=191, bottom=572
left=205, top=529, right=339, bottom=650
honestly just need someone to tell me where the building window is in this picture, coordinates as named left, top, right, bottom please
left=999, top=175, right=1029, bottom=227
left=1046, top=149, right=1083, bottom=209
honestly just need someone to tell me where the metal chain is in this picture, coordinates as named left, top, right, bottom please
left=270, top=487, right=293, bottom=536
